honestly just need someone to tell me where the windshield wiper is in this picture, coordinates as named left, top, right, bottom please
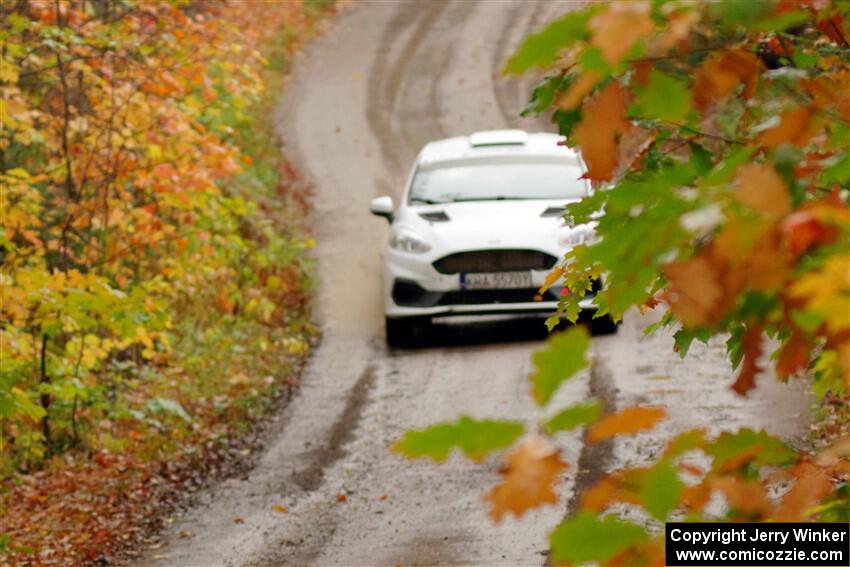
left=450, top=196, right=526, bottom=202
left=409, top=197, right=448, bottom=205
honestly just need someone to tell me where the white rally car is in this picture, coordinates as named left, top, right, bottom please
left=370, top=129, right=613, bottom=347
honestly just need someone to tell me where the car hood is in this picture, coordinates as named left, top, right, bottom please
left=397, top=199, right=581, bottom=252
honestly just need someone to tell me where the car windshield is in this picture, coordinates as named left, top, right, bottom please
left=408, top=161, right=587, bottom=204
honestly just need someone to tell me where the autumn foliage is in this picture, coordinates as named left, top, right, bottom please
left=398, top=1, right=850, bottom=564
left=1, top=0, right=333, bottom=563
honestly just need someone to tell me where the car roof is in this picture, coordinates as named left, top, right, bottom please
left=417, top=129, right=580, bottom=167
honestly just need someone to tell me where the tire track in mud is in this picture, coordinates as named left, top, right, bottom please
left=366, top=0, right=446, bottom=180
left=565, top=350, right=616, bottom=514
left=290, top=365, right=376, bottom=492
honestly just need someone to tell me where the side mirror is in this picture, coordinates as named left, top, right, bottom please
left=369, top=196, right=394, bottom=223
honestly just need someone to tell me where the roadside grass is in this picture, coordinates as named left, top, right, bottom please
left=0, top=2, right=336, bottom=565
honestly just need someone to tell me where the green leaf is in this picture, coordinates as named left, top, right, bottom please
left=673, top=327, right=710, bottom=358
left=550, top=512, right=648, bottom=565
left=821, top=152, right=850, bottom=184
left=709, top=0, right=772, bottom=27
left=530, top=326, right=590, bottom=405
left=752, top=10, right=811, bottom=31
left=553, top=107, right=582, bottom=139
left=701, top=146, right=757, bottom=187
left=634, top=71, right=692, bottom=122
left=13, top=389, right=46, bottom=422
left=523, top=73, right=571, bottom=116
left=641, top=460, right=683, bottom=520
left=707, top=428, right=797, bottom=470
left=503, top=7, right=599, bottom=74
left=546, top=399, right=602, bottom=434
left=394, top=416, right=523, bottom=462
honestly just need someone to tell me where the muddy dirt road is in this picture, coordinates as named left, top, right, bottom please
left=137, top=2, right=809, bottom=566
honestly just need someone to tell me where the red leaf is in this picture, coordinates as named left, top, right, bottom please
left=732, top=324, right=763, bottom=396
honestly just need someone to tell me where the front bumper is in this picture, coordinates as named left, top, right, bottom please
left=382, top=247, right=598, bottom=319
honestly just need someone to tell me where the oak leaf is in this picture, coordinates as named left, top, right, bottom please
left=484, top=436, right=567, bottom=522
left=589, top=407, right=666, bottom=443
left=573, top=81, right=632, bottom=182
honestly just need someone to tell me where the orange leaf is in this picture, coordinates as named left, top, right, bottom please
left=573, top=82, right=632, bottom=183
left=589, top=407, right=666, bottom=443
left=815, top=437, right=850, bottom=468
left=580, top=477, right=619, bottom=512
left=713, top=476, right=773, bottom=517
left=773, top=462, right=832, bottom=521
left=735, top=163, right=791, bottom=217
left=776, top=331, right=812, bottom=380
left=693, top=50, right=761, bottom=111
left=557, top=71, right=601, bottom=111
left=731, top=324, right=763, bottom=396
left=484, top=436, right=567, bottom=522
left=272, top=505, right=289, bottom=513
left=756, top=106, right=815, bottom=149
left=681, top=483, right=712, bottom=513
left=589, top=2, right=654, bottom=66
left=662, top=255, right=722, bottom=327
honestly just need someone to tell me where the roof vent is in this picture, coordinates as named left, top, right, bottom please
left=469, top=129, right=528, bottom=147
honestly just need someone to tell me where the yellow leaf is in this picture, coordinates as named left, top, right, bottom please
left=539, top=265, right=565, bottom=294
left=272, top=505, right=289, bottom=514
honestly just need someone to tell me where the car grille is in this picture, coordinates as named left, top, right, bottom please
left=432, top=249, right=557, bottom=275
left=438, top=289, right=555, bottom=305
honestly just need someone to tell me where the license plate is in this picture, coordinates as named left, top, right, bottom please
left=461, top=271, right=532, bottom=290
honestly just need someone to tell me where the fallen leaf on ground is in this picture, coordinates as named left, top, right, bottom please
left=272, top=505, right=289, bottom=513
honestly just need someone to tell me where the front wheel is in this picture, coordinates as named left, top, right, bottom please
left=385, top=316, right=429, bottom=348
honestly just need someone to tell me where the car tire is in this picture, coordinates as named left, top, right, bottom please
left=590, top=314, right=619, bottom=335
left=385, top=316, right=429, bottom=348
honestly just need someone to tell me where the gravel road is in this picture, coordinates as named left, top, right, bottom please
left=136, top=2, right=810, bottom=566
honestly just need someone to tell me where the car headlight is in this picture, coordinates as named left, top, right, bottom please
left=558, top=226, right=597, bottom=247
left=389, top=228, right=431, bottom=254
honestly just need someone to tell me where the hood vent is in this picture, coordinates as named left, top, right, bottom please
left=418, top=211, right=450, bottom=222
left=540, top=206, right=565, bottom=217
